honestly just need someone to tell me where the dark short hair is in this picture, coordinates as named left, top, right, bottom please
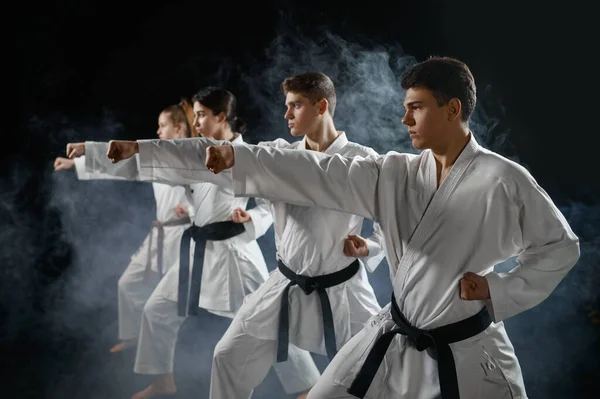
left=281, top=72, right=337, bottom=117
left=401, top=56, right=476, bottom=122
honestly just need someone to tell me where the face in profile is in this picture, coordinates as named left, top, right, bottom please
left=402, top=87, right=453, bottom=150
left=193, top=102, right=224, bottom=138
left=284, top=92, right=322, bottom=137
left=157, top=112, right=185, bottom=140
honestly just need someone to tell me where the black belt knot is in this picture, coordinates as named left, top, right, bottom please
left=293, top=275, right=320, bottom=295
left=347, top=293, right=493, bottom=399
left=177, top=220, right=245, bottom=317
left=276, top=259, right=360, bottom=363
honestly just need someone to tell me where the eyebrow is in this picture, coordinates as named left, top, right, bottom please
left=403, top=101, right=424, bottom=108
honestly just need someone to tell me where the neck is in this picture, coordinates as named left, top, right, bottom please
left=304, top=120, right=339, bottom=152
left=431, top=127, right=471, bottom=170
left=213, top=129, right=236, bottom=142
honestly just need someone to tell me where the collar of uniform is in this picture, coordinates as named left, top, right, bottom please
left=298, top=131, right=348, bottom=154
left=324, top=131, right=349, bottom=155
left=461, top=131, right=480, bottom=159
left=232, top=132, right=244, bottom=144
left=427, top=131, right=480, bottom=163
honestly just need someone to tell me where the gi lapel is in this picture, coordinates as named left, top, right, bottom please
left=393, top=135, right=480, bottom=296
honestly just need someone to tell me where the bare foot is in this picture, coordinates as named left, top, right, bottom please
left=131, top=373, right=176, bottom=399
left=109, top=339, right=136, bottom=353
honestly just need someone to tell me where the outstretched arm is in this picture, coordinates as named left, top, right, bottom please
left=55, top=141, right=138, bottom=181
left=81, top=142, right=141, bottom=180
left=106, top=138, right=235, bottom=190
left=207, top=144, right=383, bottom=221
left=136, top=138, right=234, bottom=189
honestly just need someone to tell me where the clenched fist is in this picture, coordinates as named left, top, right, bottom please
left=343, top=234, right=370, bottom=258
left=205, top=145, right=235, bottom=174
left=232, top=207, right=252, bottom=223
left=66, top=142, right=85, bottom=158
left=54, top=157, right=75, bottom=171
left=175, top=204, right=189, bottom=217
left=107, top=140, right=139, bottom=163
left=459, top=272, right=490, bottom=300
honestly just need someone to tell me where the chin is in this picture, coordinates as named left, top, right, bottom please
left=289, top=129, right=303, bottom=137
left=411, top=138, right=427, bottom=150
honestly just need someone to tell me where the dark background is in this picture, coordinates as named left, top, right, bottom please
left=4, top=0, right=598, bottom=398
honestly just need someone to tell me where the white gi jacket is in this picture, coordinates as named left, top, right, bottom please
left=228, top=133, right=580, bottom=398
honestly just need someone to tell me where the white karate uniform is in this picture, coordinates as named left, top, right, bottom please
left=225, top=133, right=580, bottom=399
left=133, top=132, right=387, bottom=398
left=84, top=136, right=320, bottom=394
left=73, top=156, right=192, bottom=341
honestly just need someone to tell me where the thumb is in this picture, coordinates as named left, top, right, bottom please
left=206, top=147, right=218, bottom=169
left=107, top=141, right=118, bottom=159
left=347, top=235, right=363, bottom=246
left=459, top=277, right=476, bottom=299
left=462, top=272, right=481, bottom=283
left=344, top=238, right=358, bottom=255
left=346, top=235, right=360, bottom=246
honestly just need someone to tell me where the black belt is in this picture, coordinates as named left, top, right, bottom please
left=145, top=216, right=191, bottom=278
left=277, top=259, right=360, bottom=362
left=178, top=221, right=245, bottom=317
left=348, top=293, right=492, bottom=398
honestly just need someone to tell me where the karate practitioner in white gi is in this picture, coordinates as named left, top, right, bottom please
left=54, top=100, right=195, bottom=355
left=201, top=58, right=580, bottom=399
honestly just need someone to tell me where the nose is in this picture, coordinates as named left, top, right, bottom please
left=401, top=112, right=413, bottom=126
left=284, top=108, right=293, bottom=120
